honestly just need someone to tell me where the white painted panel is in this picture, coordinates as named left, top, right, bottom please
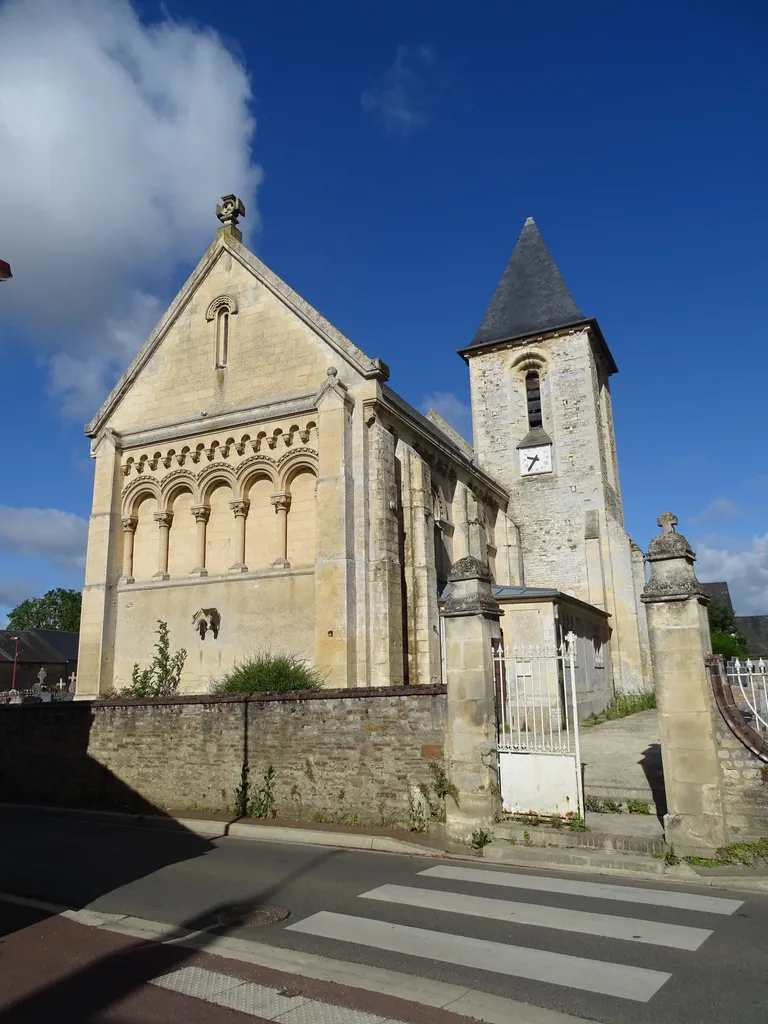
left=419, top=866, right=744, bottom=915
left=499, top=751, right=579, bottom=816
left=359, top=885, right=711, bottom=950
left=287, top=912, right=670, bottom=1002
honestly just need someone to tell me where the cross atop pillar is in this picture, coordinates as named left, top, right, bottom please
left=216, top=194, right=246, bottom=241
left=657, top=511, right=678, bottom=534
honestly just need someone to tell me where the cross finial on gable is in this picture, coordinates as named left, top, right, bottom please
left=216, top=194, right=245, bottom=231
left=657, top=511, right=678, bottom=534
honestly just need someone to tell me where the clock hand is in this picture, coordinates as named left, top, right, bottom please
left=527, top=455, right=539, bottom=468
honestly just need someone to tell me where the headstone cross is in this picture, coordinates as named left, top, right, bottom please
left=37, top=667, right=47, bottom=687
left=68, top=671, right=77, bottom=691
left=657, top=511, right=678, bottom=534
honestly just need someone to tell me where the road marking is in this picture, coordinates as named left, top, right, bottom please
left=419, top=866, right=743, bottom=915
left=152, top=966, right=390, bottom=1022
left=287, top=912, right=670, bottom=1002
left=360, top=884, right=712, bottom=950
left=0, top=892, right=585, bottom=1023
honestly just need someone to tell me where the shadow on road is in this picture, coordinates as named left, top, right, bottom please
left=0, top=846, right=338, bottom=1022
left=0, top=700, right=340, bottom=1019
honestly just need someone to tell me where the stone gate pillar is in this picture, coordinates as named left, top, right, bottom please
left=641, top=512, right=726, bottom=855
left=441, top=556, right=502, bottom=841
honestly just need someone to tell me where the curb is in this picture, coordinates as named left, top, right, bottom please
left=4, top=802, right=768, bottom=894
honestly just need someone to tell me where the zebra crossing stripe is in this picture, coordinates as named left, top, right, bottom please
left=360, top=884, right=712, bottom=950
left=419, top=866, right=743, bottom=915
left=286, top=911, right=671, bottom=1002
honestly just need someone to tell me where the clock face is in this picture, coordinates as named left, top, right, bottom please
left=519, top=445, right=552, bottom=476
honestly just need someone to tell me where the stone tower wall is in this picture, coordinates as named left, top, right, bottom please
left=468, top=326, right=648, bottom=691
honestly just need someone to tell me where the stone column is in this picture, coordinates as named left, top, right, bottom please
left=397, top=440, right=440, bottom=685
left=76, top=427, right=124, bottom=698
left=190, top=506, right=210, bottom=576
left=441, top=556, right=502, bottom=842
left=153, top=511, right=173, bottom=580
left=229, top=499, right=250, bottom=573
left=120, top=516, right=137, bottom=581
left=270, top=493, right=291, bottom=568
left=313, top=369, right=356, bottom=686
left=642, top=512, right=726, bottom=855
left=366, top=413, right=403, bottom=686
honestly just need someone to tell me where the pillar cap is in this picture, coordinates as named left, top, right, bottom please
left=642, top=512, right=709, bottom=603
left=443, top=557, right=500, bottom=618
left=447, top=556, right=493, bottom=584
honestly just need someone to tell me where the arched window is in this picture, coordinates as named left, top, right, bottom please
left=215, top=308, right=229, bottom=368
left=525, top=370, right=543, bottom=429
left=205, top=294, right=238, bottom=368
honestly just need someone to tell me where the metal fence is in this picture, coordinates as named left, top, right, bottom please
left=727, top=658, right=768, bottom=732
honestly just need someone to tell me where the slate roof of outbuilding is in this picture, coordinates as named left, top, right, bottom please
left=0, top=630, right=79, bottom=664
left=701, top=581, right=734, bottom=614
left=467, top=218, right=586, bottom=349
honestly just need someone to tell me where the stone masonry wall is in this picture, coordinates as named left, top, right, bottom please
left=0, top=688, right=447, bottom=827
left=712, top=705, right=768, bottom=842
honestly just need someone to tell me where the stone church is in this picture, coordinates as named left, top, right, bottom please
left=76, top=196, right=649, bottom=706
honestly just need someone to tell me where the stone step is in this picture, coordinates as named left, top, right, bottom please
left=495, top=818, right=664, bottom=856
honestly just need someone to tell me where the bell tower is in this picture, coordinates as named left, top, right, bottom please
left=462, top=218, right=649, bottom=691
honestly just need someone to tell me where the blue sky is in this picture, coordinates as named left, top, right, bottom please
left=1, top=0, right=767, bottom=620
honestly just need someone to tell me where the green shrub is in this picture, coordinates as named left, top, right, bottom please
left=124, top=621, right=186, bottom=699
left=211, top=652, right=324, bottom=695
left=471, top=827, right=493, bottom=849
left=627, top=799, right=651, bottom=815
left=584, top=690, right=657, bottom=727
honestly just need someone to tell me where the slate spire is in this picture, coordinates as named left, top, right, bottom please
left=469, top=218, right=585, bottom=348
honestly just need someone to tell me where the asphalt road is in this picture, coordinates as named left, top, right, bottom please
left=1, top=808, right=767, bottom=1024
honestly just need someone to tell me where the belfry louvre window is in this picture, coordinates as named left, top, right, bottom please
left=215, top=308, right=229, bottom=368
left=525, top=370, right=542, bottom=428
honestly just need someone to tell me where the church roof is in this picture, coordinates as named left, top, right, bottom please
left=466, top=218, right=586, bottom=349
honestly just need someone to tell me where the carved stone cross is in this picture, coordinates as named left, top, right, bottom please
left=657, top=511, right=678, bottom=534
left=216, top=194, right=245, bottom=228
left=37, top=667, right=47, bottom=687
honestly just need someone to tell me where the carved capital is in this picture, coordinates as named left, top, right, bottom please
left=153, top=511, right=173, bottom=528
left=271, top=492, right=291, bottom=513
left=121, top=516, right=138, bottom=533
left=230, top=499, right=250, bottom=518
left=191, top=505, right=211, bottom=524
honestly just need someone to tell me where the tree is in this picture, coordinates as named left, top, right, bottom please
left=708, top=601, right=748, bottom=662
left=7, top=588, right=82, bottom=632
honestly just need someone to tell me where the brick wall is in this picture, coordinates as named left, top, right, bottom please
left=0, top=687, right=447, bottom=826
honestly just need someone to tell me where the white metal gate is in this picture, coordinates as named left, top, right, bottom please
left=492, top=631, right=584, bottom=818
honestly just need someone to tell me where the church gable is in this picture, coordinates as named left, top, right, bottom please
left=88, top=197, right=385, bottom=438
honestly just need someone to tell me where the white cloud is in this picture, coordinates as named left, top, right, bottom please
left=693, top=497, right=742, bottom=523
left=0, top=506, right=88, bottom=570
left=48, top=291, right=163, bottom=418
left=362, top=45, right=439, bottom=136
left=0, top=579, right=36, bottom=611
left=0, top=0, right=261, bottom=417
left=697, top=534, right=768, bottom=615
left=421, top=390, right=472, bottom=441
